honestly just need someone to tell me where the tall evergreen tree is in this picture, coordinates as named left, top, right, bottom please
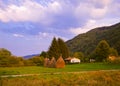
left=48, top=37, right=60, bottom=59
left=40, top=51, right=48, bottom=58
left=58, top=38, right=69, bottom=59
left=94, top=40, right=110, bottom=62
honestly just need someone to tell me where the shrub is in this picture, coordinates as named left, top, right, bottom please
left=107, top=56, right=120, bottom=64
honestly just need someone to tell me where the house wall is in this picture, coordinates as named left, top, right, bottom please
left=70, top=58, right=80, bottom=63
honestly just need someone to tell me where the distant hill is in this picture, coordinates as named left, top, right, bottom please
left=66, top=22, right=120, bottom=55
left=23, top=54, right=39, bottom=59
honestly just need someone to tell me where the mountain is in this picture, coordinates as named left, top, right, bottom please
left=66, top=22, right=120, bottom=55
left=23, top=54, right=40, bottom=59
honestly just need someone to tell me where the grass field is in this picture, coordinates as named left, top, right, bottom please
left=1, top=70, right=120, bottom=86
left=0, top=63, right=120, bottom=75
left=0, top=63, right=120, bottom=86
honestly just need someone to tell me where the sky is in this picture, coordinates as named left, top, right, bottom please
left=0, top=0, right=120, bottom=56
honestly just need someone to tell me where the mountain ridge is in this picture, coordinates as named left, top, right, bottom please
left=23, top=54, right=39, bottom=59
left=66, top=22, right=120, bottom=56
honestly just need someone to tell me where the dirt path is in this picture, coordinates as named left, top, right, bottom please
left=1, top=70, right=120, bottom=78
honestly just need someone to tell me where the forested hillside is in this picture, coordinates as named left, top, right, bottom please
left=66, top=22, right=120, bottom=56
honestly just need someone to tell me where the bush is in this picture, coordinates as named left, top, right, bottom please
left=107, top=56, right=120, bottom=64
left=28, top=56, right=44, bottom=66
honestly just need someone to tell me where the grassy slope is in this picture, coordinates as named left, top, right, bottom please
left=0, top=63, right=120, bottom=75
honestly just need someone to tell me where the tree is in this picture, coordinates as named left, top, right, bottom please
left=8, top=56, right=20, bottom=67
left=40, top=51, right=48, bottom=58
left=58, top=38, right=69, bottom=59
left=48, top=37, right=60, bottom=59
left=17, top=57, right=24, bottom=66
left=114, top=41, right=120, bottom=55
left=94, top=40, right=110, bottom=62
left=29, top=56, right=44, bottom=66
left=0, top=48, right=11, bottom=58
left=0, top=48, right=12, bottom=67
left=73, top=52, right=84, bottom=62
left=109, top=48, right=118, bottom=56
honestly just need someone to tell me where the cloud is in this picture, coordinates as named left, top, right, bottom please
left=70, top=19, right=96, bottom=35
left=0, top=0, right=62, bottom=25
left=70, top=0, right=120, bottom=35
left=36, top=32, right=49, bottom=39
left=74, top=0, right=111, bottom=19
left=107, top=1, right=120, bottom=18
left=69, top=18, right=120, bottom=35
left=0, top=0, right=120, bottom=37
left=70, top=27, right=89, bottom=35
left=92, top=0, right=111, bottom=8
left=0, top=0, right=119, bottom=25
left=13, top=34, right=24, bottom=37
left=90, top=7, right=108, bottom=19
left=0, top=0, right=120, bottom=56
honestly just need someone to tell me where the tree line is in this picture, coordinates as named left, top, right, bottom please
left=40, top=38, right=119, bottom=63
left=90, top=40, right=118, bottom=62
left=0, top=48, right=44, bottom=67
left=0, top=37, right=69, bottom=67
left=0, top=37, right=119, bottom=67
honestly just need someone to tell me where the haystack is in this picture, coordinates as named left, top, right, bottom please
left=56, top=56, right=65, bottom=68
left=49, top=57, right=56, bottom=68
left=44, top=58, right=50, bottom=67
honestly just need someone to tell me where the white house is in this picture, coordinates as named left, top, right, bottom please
left=70, top=58, right=81, bottom=63
left=65, top=57, right=81, bottom=63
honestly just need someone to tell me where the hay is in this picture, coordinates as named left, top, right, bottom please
left=44, top=56, right=65, bottom=68
left=56, top=56, right=65, bottom=68
left=49, top=57, right=56, bottom=68
left=44, top=58, right=50, bottom=67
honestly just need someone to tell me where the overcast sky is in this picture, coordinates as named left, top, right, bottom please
left=0, top=0, right=120, bottom=56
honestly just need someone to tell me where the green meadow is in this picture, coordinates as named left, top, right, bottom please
left=0, top=63, right=120, bottom=86
left=0, top=63, right=120, bottom=75
left=0, top=70, right=120, bottom=86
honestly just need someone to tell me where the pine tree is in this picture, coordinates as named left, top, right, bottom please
left=94, top=40, right=110, bottom=62
left=40, top=51, right=48, bottom=58
left=58, top=38, right=69, bottom=59
left=48, top=37, right=60, bottom=59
